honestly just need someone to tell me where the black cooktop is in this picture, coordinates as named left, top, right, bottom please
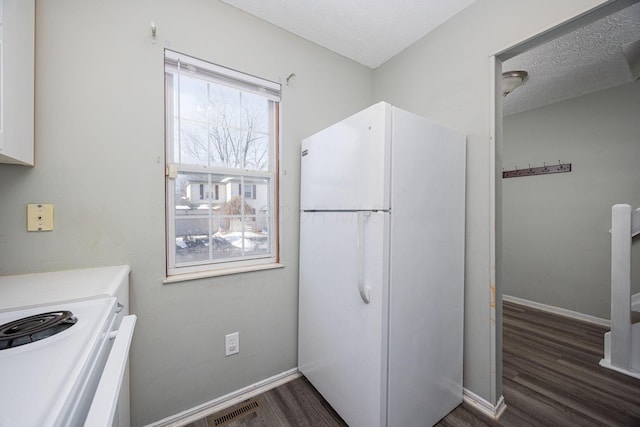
left=0, top=311, right=77, bottom=350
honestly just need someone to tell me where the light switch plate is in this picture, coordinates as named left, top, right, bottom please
left=27, top=204, right=54, bottom=231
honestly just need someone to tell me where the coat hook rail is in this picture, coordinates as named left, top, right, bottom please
left=502, top=161, right=571, bottom=179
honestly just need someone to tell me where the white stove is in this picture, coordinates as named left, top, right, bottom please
left=0, top=266, right=136, bottom=427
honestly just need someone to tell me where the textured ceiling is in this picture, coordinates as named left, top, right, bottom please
left=219, top=0, right=476, bottom=69
left=503, top=2, right=640, bottom=116
left=220, top=0, right=638, bottom=115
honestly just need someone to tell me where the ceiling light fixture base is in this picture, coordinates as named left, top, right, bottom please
left=502, top=70, right=528, bottom=97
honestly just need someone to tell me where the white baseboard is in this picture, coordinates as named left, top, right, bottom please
left=147, top=368, right=301, bottom=427
left=503, top=295, right=610, bottom=327
left=599, top=358, right=640, bottom=380
left=462, top=388, right=507, bottom=419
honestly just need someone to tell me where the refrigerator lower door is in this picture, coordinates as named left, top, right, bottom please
left=299, top=211, right=388, bottom=427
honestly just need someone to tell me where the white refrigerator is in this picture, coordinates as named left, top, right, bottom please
left=298, top=102, right=466, bottom=427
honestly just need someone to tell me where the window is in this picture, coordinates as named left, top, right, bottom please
left=165, top=50, right=281, bottom=277
left=244, top=184, right=257, bottom=200
left=194, top=183, right=220, bottom=202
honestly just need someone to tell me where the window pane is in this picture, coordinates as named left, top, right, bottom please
left=178, top=74, right=208, bottom=121
left=179, top=121, right=209, bottom=166
left=175, top=172, right=228, bottom=208
left=174, top=172, right=271, bottom=264
left=175, top=217, right=211, bottom=264
left=242, top=133, right=269, bottom=171
left=207, top=85, right=269, bottom=130
left=169, top=71, right=271, bottom=170
left=216, top=177, right=270, bottom=258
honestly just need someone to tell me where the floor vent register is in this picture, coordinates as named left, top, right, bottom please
left=211, top=398, right=262, bottom=426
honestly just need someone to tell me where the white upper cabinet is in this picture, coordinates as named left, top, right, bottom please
left=0, top=0, right=35, bottom=166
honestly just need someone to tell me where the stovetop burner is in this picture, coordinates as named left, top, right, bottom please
left=0, top=311, right=77, bottom=350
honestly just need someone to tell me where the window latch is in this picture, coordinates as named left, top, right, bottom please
left=166, top=164, right=178, bottom=179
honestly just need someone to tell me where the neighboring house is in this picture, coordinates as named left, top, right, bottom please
left=186, top=181, right=226, bottom=205
left=176, top=178, right=270, bottom=248
left=185, top=179, right=267, bottom=214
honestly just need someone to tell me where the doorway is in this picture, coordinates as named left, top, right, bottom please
left=491, top=0, right=640, bottom=411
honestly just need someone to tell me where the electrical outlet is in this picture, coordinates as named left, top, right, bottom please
left=225, top=332, right=239, bottom=356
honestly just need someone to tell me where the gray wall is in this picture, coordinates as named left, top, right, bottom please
left=0, top=1, right=372, bottom=425
left=373, top=0, right=606, bottom=405
left=502, top=82, right=640, bottom=319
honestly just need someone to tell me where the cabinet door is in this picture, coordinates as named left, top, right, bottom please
left=0, top=0, right=35, bottom=165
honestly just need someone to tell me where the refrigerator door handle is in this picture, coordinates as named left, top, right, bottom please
left=357, top=212, right=371, bottom=304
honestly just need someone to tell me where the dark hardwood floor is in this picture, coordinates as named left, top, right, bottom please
left=184, top=376, right=347, bottom=427
left=439, top=301, right=640, bottom=426
left=187, top=302, right=640, bottom=426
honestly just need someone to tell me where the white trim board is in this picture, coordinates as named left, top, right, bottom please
left=503, top=295, right=610, bottom=327
left=632, top=292, right=640, bottom=312
left=463, top=388, right=507, bottom=420
left=146, top=368, right=301, bottom=427
left=599, top=357, right=640, bottom=380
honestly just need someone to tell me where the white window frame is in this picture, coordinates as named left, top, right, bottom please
left=164, top=50, right=281, bottom=280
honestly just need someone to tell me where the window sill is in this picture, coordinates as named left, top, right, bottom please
left=163, top=262, right=285, bottom=284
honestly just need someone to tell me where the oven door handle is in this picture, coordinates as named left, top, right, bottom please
left=84, top=314, right=137, bottom=427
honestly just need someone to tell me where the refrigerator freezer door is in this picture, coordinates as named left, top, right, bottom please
left=298, top=211, right=389, bottom=427
left=300, top=102, right=391, bottom=211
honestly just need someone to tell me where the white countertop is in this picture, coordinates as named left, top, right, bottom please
left=0, top=265, right=130, bottom=310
